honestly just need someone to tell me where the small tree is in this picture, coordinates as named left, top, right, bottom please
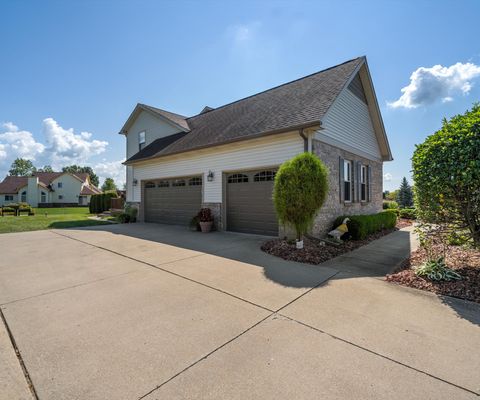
left=412, top=104, right=480, bottom=247
left=101, top=178, right=117, bottom=192
left=396, top=177, right=414, bottom=208
left=273, top=152, right=329, bottom=247
left=9, top=158, right=36, bottom=176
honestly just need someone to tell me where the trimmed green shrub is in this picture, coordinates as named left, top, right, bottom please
left=125, top=204, right=138, bottom=222
left=273, top=153, right=329, bottom=240
left=333, top=211, right=397, bottom=240
left=399, top=208, right=417, bottom=220
left=89, top=192, right=118, bottom=214
left=383, top=200, right=399, bottom=210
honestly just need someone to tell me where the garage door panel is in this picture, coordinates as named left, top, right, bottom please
left=226, top=170, right=278, bottom=236
left=144, top=177, right=202, bottom=225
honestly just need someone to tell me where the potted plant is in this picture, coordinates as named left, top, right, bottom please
left=197, top=208, right=214, bottom=233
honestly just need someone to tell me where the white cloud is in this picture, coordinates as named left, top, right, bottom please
left=42, top=118, right=108, bottom=165
left=0, top=118, right=112, bottom=180
left=229, top=22, right=260, bottom=44
left=93, top=159, right=126, bottom=187
left=383, top=173, right=392, bottom=182
left=388, top=62, right=480, bottom=109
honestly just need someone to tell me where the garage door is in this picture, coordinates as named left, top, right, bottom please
left=144, top=176, right=202, bottom=225
left=226, top=169, right=278, bottom=236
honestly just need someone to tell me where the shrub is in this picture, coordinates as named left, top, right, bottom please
left=116, top=213, right=129, bottom=223
left=383, top=201, right=399, bottom=210
left=399, top=208, right=417, bottom=220
left=124, top=204, right=138, bottom=222
left=415, top=257, right=461, bottom=281
left=189, top=215, right=200, bottom=231
left=89, top=192, right=118, bottom=214
left=333, top=211, right=397, bottom=240
left=412, top=104, right=480, bottom=247
left=273, top=153, right=329, bottom=241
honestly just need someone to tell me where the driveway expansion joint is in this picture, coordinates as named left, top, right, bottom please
left=0, top=308, right=39, bottom=400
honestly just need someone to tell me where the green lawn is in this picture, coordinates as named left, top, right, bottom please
left=0, top=207, right=111, bottom=234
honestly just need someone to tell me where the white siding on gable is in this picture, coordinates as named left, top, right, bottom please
left=128, top=132, right=304, bottom=203
left=51, top=174, right=83, bottom=203
left=126, top=111, right=182, bottom=159
left=316, top=84, right=382, bottom=161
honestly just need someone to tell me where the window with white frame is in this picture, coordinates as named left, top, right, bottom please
left=138, top=131, right=146, bottom=151
left=41, top=191, right=47, bottom=203
left=343, top=160, right=352, bottom=202
left=360, top=165, right=367, bottom=202
left=5, top=195, right=13, bottom=201
left=21, top=191, right=27, bottom=202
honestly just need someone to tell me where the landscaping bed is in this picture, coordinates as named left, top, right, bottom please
left=386, top=244, right=480, bottom=303
left=261, top=226, right=400, bottom=265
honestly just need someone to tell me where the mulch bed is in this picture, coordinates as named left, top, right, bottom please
left=261, top=223, right=406, bottom=265
left=386, top=244, right=480, bottom=303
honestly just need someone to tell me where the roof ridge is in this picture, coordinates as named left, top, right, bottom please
left=186, top=56, right=364, bottom=121
left=140, top=104, right=188, bottom=120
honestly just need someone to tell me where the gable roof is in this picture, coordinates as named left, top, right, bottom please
left=124, top=56, right=392, bottom=164
left=127, top=131, right=188, bottom=162
left=0, top=172, right=97, bottom=194
left=120, top=103, right=190, bottom=134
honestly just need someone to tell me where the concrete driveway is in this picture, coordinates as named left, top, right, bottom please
left=1, top=224, right=479, bottom=399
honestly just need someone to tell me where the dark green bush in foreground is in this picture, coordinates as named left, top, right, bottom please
left=333, top=210, right=397, bottom=240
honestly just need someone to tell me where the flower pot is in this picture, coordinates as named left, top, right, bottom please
left=199, top=221, right=213, bottom=233
left=296, top=240, right=304, bottom=249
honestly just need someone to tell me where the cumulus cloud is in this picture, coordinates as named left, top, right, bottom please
left=42, top=118, right=107, bottom=164
left=93, top=159, right=126, bottom=187
left=388, top=62, right=480, bottom=108
left=383, top=173, right=392, bottom=182
left=0, top=118, right=110, bottom=179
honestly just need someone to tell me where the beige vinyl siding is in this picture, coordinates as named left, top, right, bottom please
left=128, top=131, right=304, bottom=203
left=126, top=111, right=182, bottom=159
left=316, top=84, right=382, bottom=161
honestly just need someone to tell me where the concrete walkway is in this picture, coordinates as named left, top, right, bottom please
left=1, top=224, right=479, bottom=399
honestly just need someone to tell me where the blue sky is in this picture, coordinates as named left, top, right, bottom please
left=1, top=0, right=479, bottom=189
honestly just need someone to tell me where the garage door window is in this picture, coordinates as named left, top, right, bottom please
left=227, top=174, right=248, bottom=183
left=188, top=177, right=202, bottom=186
left=172, top=179, right=186, bottom=187
left=158, top=180, right=169, bottom=188
left=254, top=170, right=276, bottom=182
left=145, top=182, right=156, bottom=188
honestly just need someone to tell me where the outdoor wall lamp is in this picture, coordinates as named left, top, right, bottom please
left=207, top=170, right=214, bottom=182
left=133, top=178, right=138, bottom=186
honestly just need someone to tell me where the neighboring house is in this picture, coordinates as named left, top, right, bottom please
left=0, top=172, right=102, bottom=207
left=121, top=56, right=392, bottom=236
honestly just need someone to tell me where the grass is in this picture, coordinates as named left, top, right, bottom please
left=0, top=207, right=111, bottom=234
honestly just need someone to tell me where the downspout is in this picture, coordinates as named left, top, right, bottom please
left=299, top=128, right=308, bottom=152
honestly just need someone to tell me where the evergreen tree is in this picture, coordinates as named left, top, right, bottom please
left=396, top=177, right=414, bottom=208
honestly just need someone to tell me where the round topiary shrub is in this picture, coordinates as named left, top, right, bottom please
left=273, top=152, right=329, bottom=245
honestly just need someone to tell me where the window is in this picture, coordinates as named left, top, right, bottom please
left=188, top=177, right=202, bottom=186
left=21, top=191, right=27, bottom=202
left=172, top=179, right=186, bottom=187
left=138, top=131, right=146, bottom=151
left=145, top=182, right=156, bottom=189
left=57, top=182, right=63, bottom=188
left=227, top=174, right=248, bottom=183
left=41, top=191, right=47, bottom=203
left=360, top=165, right=367, bottom=202
left=157, top=180, right=170, bottom=188
left=59, top=195, right=64, bottom=200
left=254, top=170, right=276, bottom=182
left=5, top=195, right=13, bottom=201
left=343, top=160, right=352, bottom=202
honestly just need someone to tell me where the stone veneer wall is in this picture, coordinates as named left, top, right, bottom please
left=312, top=140, right=383, bottom=236
left=202, top=202, right=222, bottom=230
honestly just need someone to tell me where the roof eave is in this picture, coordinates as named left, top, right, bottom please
left=124, top=121, right=321, bottom=166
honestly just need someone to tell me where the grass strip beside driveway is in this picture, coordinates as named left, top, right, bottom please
left=0, top=207, right=110, bottom=234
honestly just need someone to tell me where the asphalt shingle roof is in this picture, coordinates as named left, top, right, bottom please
left=126, top=57, right=363, bottom=163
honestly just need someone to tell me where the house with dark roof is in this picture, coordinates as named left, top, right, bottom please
left=0, top=172, right=102, bottom=207
left=120, top=56, right=392, bottom=236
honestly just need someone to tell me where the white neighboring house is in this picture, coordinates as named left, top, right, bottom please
left=0, top=172, right=102, bottom=207
left=120, top=56, right=393, bottom=236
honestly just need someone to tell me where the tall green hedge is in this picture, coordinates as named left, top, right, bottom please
left=89, top=192, right=118, bottom=214
left=273, top=152, right=329, bottom=240
left=333, top=210, right=397, bottom=240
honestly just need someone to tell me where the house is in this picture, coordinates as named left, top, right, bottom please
left=0, top=172, right=102, bottom=207
left=121, top=56, right=392, bottom=236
